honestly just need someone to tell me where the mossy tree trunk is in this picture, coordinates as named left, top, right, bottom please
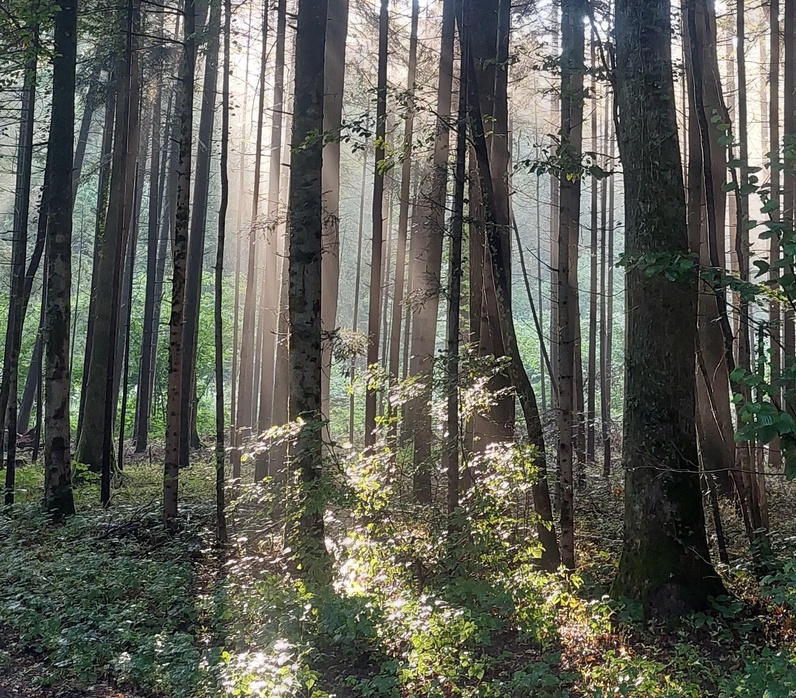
left=612, top=0, right=725, bottom=615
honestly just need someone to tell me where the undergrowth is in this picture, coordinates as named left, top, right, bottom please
left=2, top=459, right=796, bottom=697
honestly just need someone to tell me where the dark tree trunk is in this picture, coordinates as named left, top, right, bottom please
left=611, top=0, right=725, bottom=614
left=164, top=0, right=197, bottom=523
left=181, top=0, right=222, bottom=466
left=286, top=0, right=330, bottom=583
left=76, top=1, right=140, bottom=473
left=465, top=40, right=561, bottom=571
left=364, top=0, right=389, bottom=446
left=43, top=0, right=77, bottom=519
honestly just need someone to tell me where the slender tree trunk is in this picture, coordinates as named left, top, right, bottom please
left=76, top=1, right=140, bottom=472
left=43, top=0, right=77, bottom=519
left=3, top=23, right=38, bottom=504
left=364, top=0, right=389, bottom=446
left=769, top=0, right=782, bottom=467
left=586, top=45, right=598, bottom=470
left=286, top=0, right=330, bottom=583
left=600, top=95, right=611, bottom=477
left=134, top=55, right=169, bottom=452
left=164, top=0, right=197, bottom=524
left=254, top=0, right=287, bottom=480
left=77, top=74, right=116, bottom=445
left=466, top=42, right=561, bottom=571
left=389, top=0, right=419, bottom=415
left=236, top=0, right=269, bottom=436
left=349, top=150, right=369, bottom=444
left=320, top=0, right=350, bottom=426
left=557, top=0, right=586, bottom=569
left=611, top=0, right=725, bottom=613
left=408, top=0, right=454, bottom=498
left=446, top=20, right=466, bottom=520
left=785, top=0, right=795, bottom=404
left=181, top=0, right=222, bottom=465
left=215, top=0, right=232, bottom=545
left=72, top=70, right=101, bottom=202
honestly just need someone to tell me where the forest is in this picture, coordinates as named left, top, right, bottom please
left=1, top=0, right=796, bottom=693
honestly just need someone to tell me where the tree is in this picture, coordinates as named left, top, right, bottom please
left=43, top=0, right=78, bottom=519
left=556, top=0, right=586, bottom=569
left=164, top=0, right=197, bottom=523
left=612, top=0, right=725, bottom=613
left=285, top=0, right=330, bottom=581
left=364, top=0, right=389, bottom=446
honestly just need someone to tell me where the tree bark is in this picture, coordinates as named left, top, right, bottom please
left=181, top=0, right=222, bottom=465
left=286, top=0, right=330, bottom=582
left=364, top=0, right=389, bottom=446
left=43, top=0, right=77, bottom=519
left=164, top=0, right=197, bottom=524
left=408, top=0, right=454, bottom=499
left=611, top=0, right=725, bottom=614
left=75, top=1, right=140, bottom=472
left=3, top=20, right=38, bottom=504
left=557, top=0, right=586, bottom=569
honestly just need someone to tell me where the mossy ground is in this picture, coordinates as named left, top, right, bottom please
left=2, top=455, right=796, bottom=697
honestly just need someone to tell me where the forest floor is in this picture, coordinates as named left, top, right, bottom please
left=2, top=451, right=796, bottom=697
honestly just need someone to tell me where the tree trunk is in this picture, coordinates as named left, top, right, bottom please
left=215, top=0, right=232, bottom=545
left=364, top=0, right=389, bottom=446
left=611, top=0, right=725, bottom=614
left=320, top=0, right=350, bottom=427
left=408, top=0, right=454, bottom=499
left=389, top=0, right=419, bottom=428
left=446, top=25, right=467, bottom=519
left=785, top=0, right=795, bottom=405
left=75, top=1, right=140, bottom=472
left=254, top=0, right=287, bottom=481
left=557, top=0, right=586, bottom=569
left=586, top=45, right=598, bottom=470
left=349, top=150, right=369, bottom=445
left=134, top=52, right=170, bottom=452
left=769, top=0, right=782, bottom=467
left=164, top=0, right=197, bottom=524
left=181, top=0, right=222, bottom=465
left=465, top=41, right=561, bottom=571
left=43, top=0, right=77, bottom=519
left=286, top=0, right=330, bottom=583
left=77, top=73, right=116, bottom=446
left=236, top=0, right=269, bottom=436
left=3, top=22, right=38, bottom=504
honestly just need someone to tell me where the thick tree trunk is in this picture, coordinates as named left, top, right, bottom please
left=586, top=49, right=598, bottom=469
left=612, top=0, right=725, bottom=614
left=286, top=0, right=330, bottom=582
left=43, top=0, right=77, bottom=519
left=164, top=0, right=197, bottom=524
